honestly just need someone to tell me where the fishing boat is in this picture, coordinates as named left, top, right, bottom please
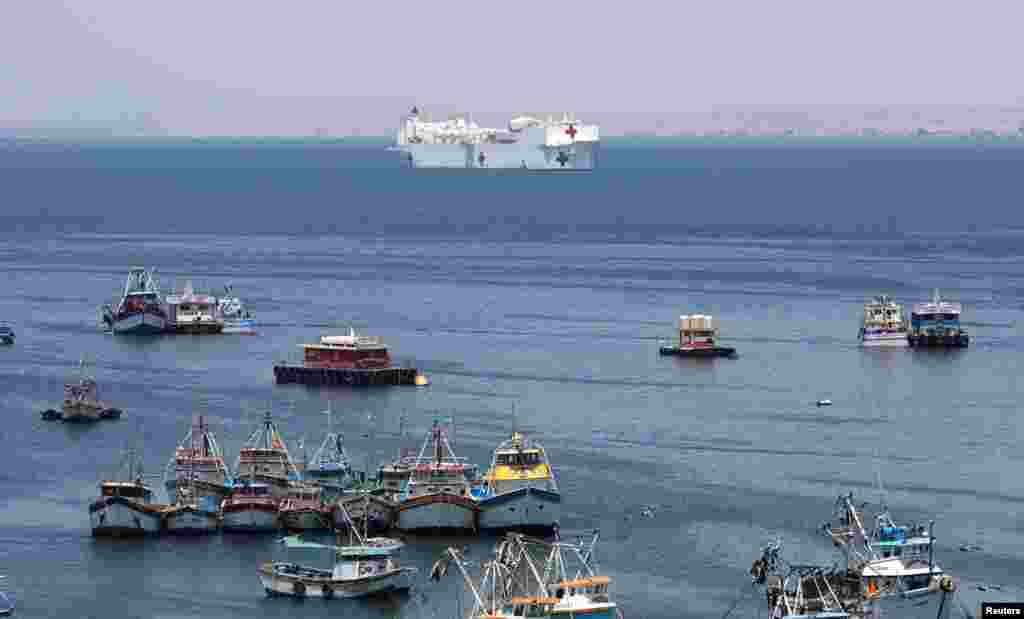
left=273, top=328, right=422, bottom=386
left=396, top=419, right=479, bottom=532
left=475, top=432, right=560, bottom=532
left=763, top=562, right=854, bottom=619
left=436, top=530, right=620, bottom=618
left=858, top=295, right=909, bottom=347
left=88, top=445, right=165, bottom=536
left=278, top=486, right=333, bottom=531
left=163, top=416, right=231, bottom=504
left=377, top=448, right=418, bottom=502
left=303, top=404, right=356, bottom=501
left=164, top=280, right=224, bottom=334
left=42, top=356, right=121, bottom=422
left=217, top=284, right=256, bottom=335
left=908, top=289, right=969, bottom=348
left=236, top=411, right=303, bottom=498
left=0, top=324, right=14, bottom=346
left=659, top=314, right=737, bottom=358
left=259, top=505, right=417, bottom=598
left=101, top=267, right=167, bottom=335
left=821, top=492, right=956, bottom=619
left=335, top=493, right=397, bottom=534
left=0, top=579, right=12, bottom=617
left=221, top=481, right=280, bottom=532
left=163, top=420, right=223, bottom=535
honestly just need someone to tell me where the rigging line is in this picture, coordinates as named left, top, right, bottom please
left=721, top=581, right=755, bottom=619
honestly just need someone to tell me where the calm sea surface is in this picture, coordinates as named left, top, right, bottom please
left=1, top=140, right=1022, bottom=618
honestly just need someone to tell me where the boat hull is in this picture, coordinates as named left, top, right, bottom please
left=401, top=140, right=598, bottom=171
left=168, top=320, right=224, bottom=335
left=164, top=479, right=232, bottom=504
left=908, top=333, right=969, bottom=348
left=279, top=509, right=332, bottom=531
left=273, top=364, right=419, bottom=386
left=111, top=311, right=166, bottom=335
left=859, top=331, right=910, bottom=347
left=163, top=506, right=221, bottom=534
left=62, top=403, right=103, bottom=422
left=397, top=494, right=478, bottom=532
left=659, top=346, right=737, bottom=358
left=335, top=496, right=397, bottom=533
left=89, top=497, right=162, bottom=536
left=223, top=506, right=279, bottom=532
left=223, top=319, right=256, bottom=335
left=477, top=487, right=561, bottom=532
left=861, top=588, right=954, bottom=619
left=259, top=565, right=416, bottom=599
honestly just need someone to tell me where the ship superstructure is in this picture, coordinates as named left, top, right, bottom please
left=395, top=107, right=599, bottom=170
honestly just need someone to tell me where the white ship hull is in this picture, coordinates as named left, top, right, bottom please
left=859, top=331, right=909, bottom=347
left=259, top=568, right=415, bottom=599
left=163, top=507, right=220, bottom=534
left=112, top=311, right=166, bottom=335
left=223, top=508, right=279, bottom=532
left=397, top=495, right=477, bottom=531
left=89, top=498, right=162, bottom=536
left=478, top=487, right=561, bottom=531
left=222, top=318, right=256, bottom=335
left=402, top=141, right=597, bottom=170
left=860, top=587, right=954, bottom=619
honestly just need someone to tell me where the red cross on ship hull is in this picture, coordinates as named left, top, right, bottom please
left=565, top=124, right=577, bottom=139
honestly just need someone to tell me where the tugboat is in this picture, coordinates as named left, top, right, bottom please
left=163, top=416, right=231, bottom=504
left=273, top=328, right=422, bottom=386
left=101, top=267, right=167, bottom=335
left=475, top=432, right=560, bottom=533
left=0, top=324, right=14, bottom=346
left=88, top=445, right=165, bottom=536
left=217, top=284, right=257, bottom=335
left=858, top=295, right=909, bottom=347
left=278, top=486, right=333, bottom=531
left=259, top=505, right=416, bottom=598
left=396, top=418, right=479, bottom=533
left=41, top=356, right=122, bottom=422
left=236, top=411, right=302, bottom=498
left=164, top=280, right=224, bottom=334
left=908, top=289, right=969, bottom=348
left=303, top=404, right=356, bottom=501
left=659, top=314, right=737, bottom=358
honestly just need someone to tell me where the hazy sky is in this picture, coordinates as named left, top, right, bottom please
left=2, top=1, right=1022, bottom=134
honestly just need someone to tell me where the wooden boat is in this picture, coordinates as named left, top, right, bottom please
left=278, top=486, right=333, bottom=531
left=163, top=416, right=231, bottom=504
left=334, top=493, right=397, bottom=534
left=221, top=481, right=279, bottom=532
left=476, top=432, right=560, bottom=532
left=396, top=419, right=479, bottom=532
left=236, top=411, right=303, bottom=498
left=259, top=505, right=416, bottom=599
left=88, top=446, right=164, bottom=536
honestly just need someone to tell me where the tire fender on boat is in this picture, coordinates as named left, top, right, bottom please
left=322, top=584, right=333, bottom=599
left=292, top=581, right=306, bottom=596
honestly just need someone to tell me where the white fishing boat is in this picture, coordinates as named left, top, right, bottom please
left=258, top=505, right=416, bottom=599
left=88, top=445, right=164, bottom=536
left=396, top=418, right=479, bottom=532
left=858, top=295, right=909, bottom=347
left=163, top=416, right=231, bottom=504
left=217, top=284, right=256, bottom=335
left=475, top=432, right=560, bottom=532
left=822, top=493, right=956, bottom=619
left=435, top=529, right=620, bottom=619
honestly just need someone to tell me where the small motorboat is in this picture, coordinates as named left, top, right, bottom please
left=0, top=324, right=14, bottom=346
left=816, top=399, right=833, bottom=407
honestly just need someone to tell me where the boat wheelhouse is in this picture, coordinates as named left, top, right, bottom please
left=659, top=314, right=737, bottom=358
left=396, top=419, right=479, bottom=532
left=163, top=416, right=231, bottom=504
left=301, top=329, right=392, bottom=370
left=101, top=267, right=167, bottom=335
left=377, top=448, right=418, bottom=501
left=476, top=432, right=560, bottom=532
left=858, top=295, right=909, bottom=347
left=908, top=289, right=968, bottom=348
left=236, top=411, right=302, bottom=498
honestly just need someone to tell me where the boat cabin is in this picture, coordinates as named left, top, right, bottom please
left=504, top=596, right=559, bottom=618
left=483, top=432, right=555, bottom=494
left=100, top=480, right=153, bottom=502
left=300, top=333, right=392, bottom=370
left=677, top=314, right=718, bottom=349
left=550, top=576, right=611, bottom=601
left=407, top=463, right=471, bottom=497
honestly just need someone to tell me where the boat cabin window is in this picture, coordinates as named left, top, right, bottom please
left=902, top=574, right=931, bottom=591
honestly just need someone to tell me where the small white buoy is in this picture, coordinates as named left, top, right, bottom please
left=816, top=399, right=833, bottom=407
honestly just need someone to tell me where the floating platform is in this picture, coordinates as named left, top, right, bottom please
left=659, top=346, right=736, bottom=358
left=908, top=333, right=968, bottom=348
left=273, top=364, right=420, bottom=386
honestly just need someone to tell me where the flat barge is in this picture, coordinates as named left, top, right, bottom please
left=273, top=330, right=421, bottom=387
left=658, top=313, right=737, bottom=358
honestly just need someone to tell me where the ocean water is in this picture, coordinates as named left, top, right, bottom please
left=0, top=139, right=1022, bottom=618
